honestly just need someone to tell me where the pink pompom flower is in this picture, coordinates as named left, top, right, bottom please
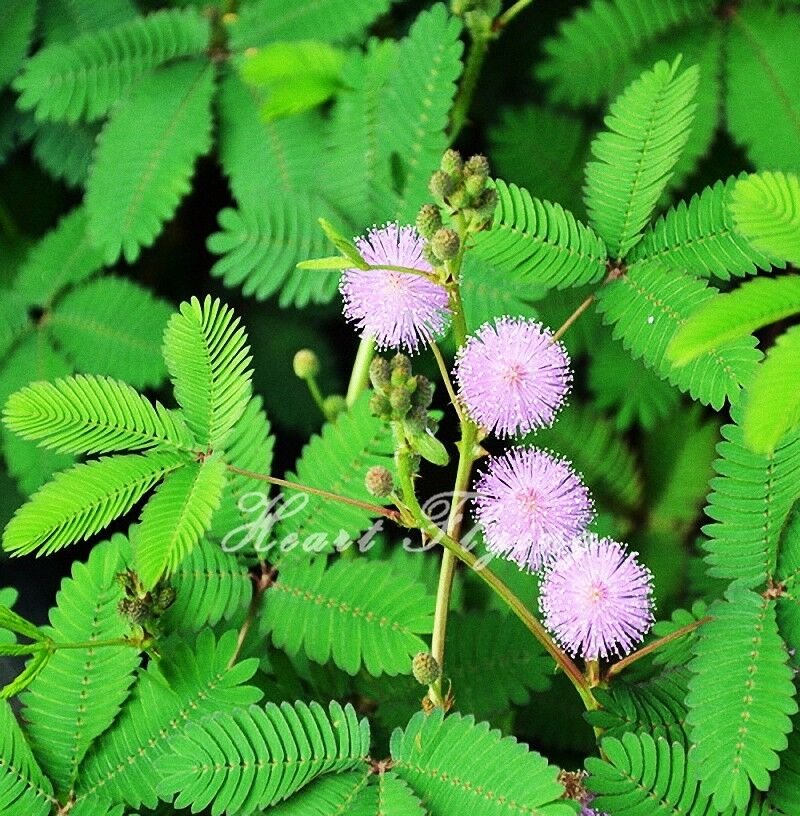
left=339, top=223, right=451, bottom=352
left=539, top=536, right=655, bottom=661
left=454, top=317, right=571, bottom=437
left=474, top=447, right=593, bottom=571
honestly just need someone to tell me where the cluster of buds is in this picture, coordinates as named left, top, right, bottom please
left=369, top=353, right=447, bottom=467
left=416, top=150, right=497, bottom=267
left=117, top=569, right=176, bottom=630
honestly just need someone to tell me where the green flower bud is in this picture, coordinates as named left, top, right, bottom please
left=390, top=353, right=413, bottom=378
left=416, top=204, right=443, bottom=239
left=431, top=228, right=460, bottom=261
left=440, top=148, right=464, bottom=178
left=323, top=394, right=347, bottom=419
left=390, top=388, right=412, bottom=416
left=369, top=391, right=391, bottom=419
left=365, top=465, right=394, bottom=498
left=412, top=652, right=441, bottom=685
left=429, top=170, right=454, bottom=200
left=412, top=376, right=434, bottom=409
left=119, top=597, right=149, bottom=625
left=464, top=153, right=490, bottom=178
left=155, top=586, right=176, bottom=612
left=475, top=187, right=498, bottom=223
left=448, top=187, right=469, bottom=209
left=369, top=356, right=391, bottom=390
left=423, top=243, right=441, bottom=267
left=464, top=173, right=486, bottom=199
left=293, top=349, right=320, bottom=380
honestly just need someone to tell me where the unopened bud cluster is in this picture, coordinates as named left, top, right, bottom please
left=417, top=150, right=497, bottom=266
left=369, top=354, right=434, bottom=424
left=117, top=569, right=176, bottom=629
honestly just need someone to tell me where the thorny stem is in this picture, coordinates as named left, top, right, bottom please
left=225, top=464, right=401, bottom=522
left=346, top=336, right=375, bottom=407
left=605, top=617, right=711, bottom=680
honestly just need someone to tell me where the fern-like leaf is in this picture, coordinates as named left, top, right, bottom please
left=162, top=538, right=252, bottom=632
left=537, top=0, right=715, bottom=106
left=74, top=629, right=261, bottom=811
left=0, top=0, right=37, bottom=92
left=584, top=57, right=698, bottom=259
left=21, top=536, right=140, bottom=796
left=86, top=59, right=215, bottom=264
left=14, top=206, right=104, bottom=308
left=378, top=3, right=463, bottom=221
left=668, top=275, right=800, bottom=364
left=262, top=557, right=434, bottom=676
left=0, top=700, right=55, bottom=816
left=135, top=454, right=227, bottom=589
left=630, top=176, right=780, bottom=279
left=744, top=325, right=800, bottom=454
left=4, top=374, right=192, bottom=455
left=703, top=408, right=800, bottom=586
left=38, top=0, right=137, bottom=45
left=157, top=701, right=369, bottom=814
left=730, top=172, right=800, bottom=265
left=163, top=296, right=252, bottom=449
left=391, top=710, right=574, bottom=816
left=686, top=586, right=797, bottom=810
left=14, top=8, right=210, bottom=122
left=48, top=277, right=172, bottom=388
left=596, top=261, right=762, bottom=409
left=1, top=451, right=186, bottom=557
left=230, top=0, right=394, bottom=49
left=472, top=179, right=608, bottom=290
left=31, top=121, right=99, bottom=189
left=727, top=8, right=800, bottom=171
left=768, top=714, right=800, bottom=815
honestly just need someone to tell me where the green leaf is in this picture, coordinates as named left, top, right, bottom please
left=730, top=172, right=800, bottom=266
left=703, top=407, right=800, bottom=586
left=378, top=3, right=464, bottom=220
left=74, top=629, right=261, bottom=811
left=14, top=8, right=210, bottom=122
left=136, top=454, right=227, bottom=589
left=275, top=392, right=395, bottom=555
left=744, top=325, right=800, bottom=454
left=48, top=277, right=172, bottom=388
left=472, top=179, right=608, bottom=290
left=584, top=57, right=698, bottom=258
left=157, top=701, right=370, bottom=814
left=726, top=8, right=800, bottom=171
left=31, top=121, right=100, bottom=189
left=0, top=604, right=43, bottom=642
left=239, top=40, right=345, bottom=120
left=0, top=288, right=28, bottom=360
left=0, top=0, right=37, bottom=91
left=686, top=586, right=797, bottom=811
left=668, top=275, right=800, bottom=365
left=391, top=710, right=574, bottom=816
left=21, top=536, right=140, bottom=796
left=14, top=207, right=104, bottom=308
left=37, top=0, right=137, bottom=44
left=4, top=374, right=192, bottom=455
left=1, top=649, right=51, bottom=700
left=629, top=176, right=781, bottom=280
left=0, top=700, right=54, bottom=816
left=537, top=0, right=715, bottom=106
left=597, top=261, right=762, bottom=409
left=405, top=424, right=449, bottom=466
left=229, top=0, right=395, bottom=48
left=86, top=59, right=215, bottom=264
left=262, top=557, right=434, bottom=676
left=768, top=713, right=800, bottom=815
left=296, top=256, right=354, bottom=271
left=1, top=451, right=185, bottom=557
left=163, top=296, right=253, bottom=448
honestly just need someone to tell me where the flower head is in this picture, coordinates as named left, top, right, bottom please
left=539, top=536, right=654, bottom=661
left=455, top=317, right=571, bottom=437
left=474, top=447, right=593, bottom=571
left=340, top=223, right=451, bottom=352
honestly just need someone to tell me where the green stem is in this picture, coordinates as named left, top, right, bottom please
left=494, top=0, right=536, bottom=32
left=367, top=263, right=438, bottom=279
left=449, top=30, right=490, bottom=143
left=305, top=375, right=329, bottom=419
left=49, top=636, right=148, bottom=652
left=430, top=341, right=464, bottom=422
left=552, top=294, right=596, bottom=343
left=346, top=336, right=375, bottom=408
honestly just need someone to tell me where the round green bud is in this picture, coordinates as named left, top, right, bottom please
left=431, top=228, right=460, bottom=261
left=369, top=356, right=391, bottom=390
left=412, top=652, right=441, bottom=685
left=416, top=203, right=443, bottom=239
left=365, top=465, right=394, bottom=498
left=423, top=243, right=440, bottom=267
left=429, top=170, right=454, bottom=200
left=390, top=353, right=413, bottom=378
left=390, top=388, right=412, bottom=415
left=464, top=153, right=490, bottom=178
left=293, top=349, right=320, bottom=380
left=448, top=187, right=469, bottom=210
left=412, top=376, right=434, bottom=409
left=155, top=586, right=176, bottom=612
left=369, top=391, right=391, bottom=419
left=323, top=394, right=347, bottom=419
left=119, top=597, right=149, bottom=625
left=475, top=187, right=498, bottom=222
left=465, top=173, right=486, bottom=199
left=440, top=148, right=464, bottom=177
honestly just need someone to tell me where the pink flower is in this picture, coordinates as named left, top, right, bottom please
left=539, top=536, right=654, bottom=661
left=455, top=317, right=571, bottom=437
left=340, top=223, right=451, bottom=352
left=474, top=447, right=593, bottom=571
